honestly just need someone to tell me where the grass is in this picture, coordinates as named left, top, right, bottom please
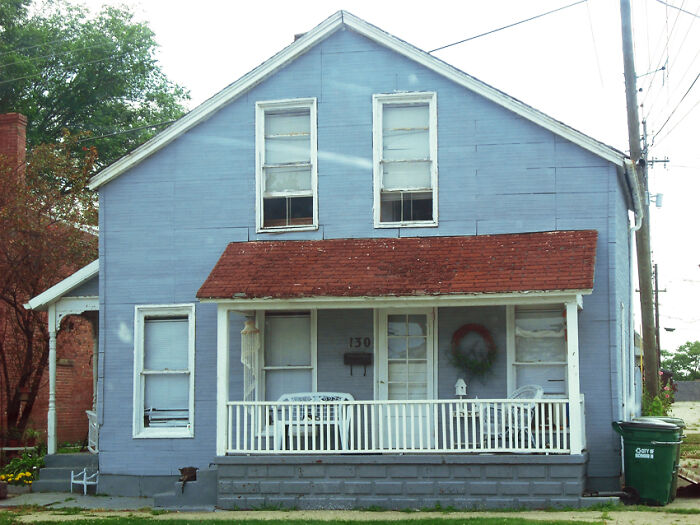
left=681, top=432, right=700, bottom=459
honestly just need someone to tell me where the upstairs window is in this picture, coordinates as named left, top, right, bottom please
left=373, top=92, right=437, bottom=227
left=256, top=98, right=317, bottom=231
left=133, top=304, right=195, bottom=438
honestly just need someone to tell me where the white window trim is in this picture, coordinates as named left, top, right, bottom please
left=372, top=92, right=438, bottom=228
left=506, top=304, right=568, bottom=398
left=133, top=303, right=196, bottom=438
left=255, top=98, right=318, bottom=233
left=255, top=310, right=317, bottom=400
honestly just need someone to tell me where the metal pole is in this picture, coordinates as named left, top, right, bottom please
left=620, top=0, right=659, bottom=397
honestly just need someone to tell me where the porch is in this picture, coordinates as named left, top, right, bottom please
left=198, top=233, right=598, bottom=461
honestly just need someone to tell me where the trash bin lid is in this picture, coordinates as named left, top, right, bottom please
left=614, top=419, right=679, bottom=431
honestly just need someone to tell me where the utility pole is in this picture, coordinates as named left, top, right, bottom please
left=654, top=263, right=661, bottom=369
left=620, top=0, right=659, bottom=397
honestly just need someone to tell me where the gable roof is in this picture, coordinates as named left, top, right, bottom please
left=197, top=230, right=598, bottom=302
left=88, top=11, right=627, bottom=190
left=24, top=259, right=99, bottom=311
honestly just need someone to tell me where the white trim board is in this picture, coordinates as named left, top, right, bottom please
left=25, top=259, right=99, bottom=311
left=201, top=291, right=590, bottom=310
left=88, top=11, right=626, bottom=190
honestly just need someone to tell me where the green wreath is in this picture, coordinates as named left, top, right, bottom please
left=449, top=324, right=498, bottom=378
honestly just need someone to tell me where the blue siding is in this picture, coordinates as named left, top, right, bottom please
left=97, top=27, right=631, bottom=488
left=68, top=275, right=98, bottom=297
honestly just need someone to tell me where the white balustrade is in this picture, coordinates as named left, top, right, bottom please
left=225, top=398, right=576, bottom=455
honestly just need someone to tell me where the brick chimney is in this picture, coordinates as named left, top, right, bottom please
left=0, top=113, right=27, bottom=179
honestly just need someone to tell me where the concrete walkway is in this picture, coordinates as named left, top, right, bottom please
left=0, top=492, right=153, bottom=510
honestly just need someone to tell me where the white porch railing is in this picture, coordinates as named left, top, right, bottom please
left=225, top=398, right=576, bottom=455
left=86, top=410, right=98, bottom=454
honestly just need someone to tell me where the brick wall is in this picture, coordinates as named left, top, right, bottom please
left=0, top=113, right=26, bottom=181
left=19, top=316, right=95, bottom=444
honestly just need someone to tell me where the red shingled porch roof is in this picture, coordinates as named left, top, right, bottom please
left=197, top=230, right=597, bottom=300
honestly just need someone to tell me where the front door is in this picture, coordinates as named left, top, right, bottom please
left=376, top=309, right=436, bottom=449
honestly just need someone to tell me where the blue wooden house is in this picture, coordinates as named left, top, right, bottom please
left=28, top=11, right=643, bottom=509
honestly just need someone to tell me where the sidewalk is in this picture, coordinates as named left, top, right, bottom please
left=1, top=491, right=700, bottom=524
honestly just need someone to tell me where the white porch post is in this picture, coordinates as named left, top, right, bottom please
left=566, top=299, right=583, bottom=455
left=47, top=304, right=57, bottom=455
left=216, top=305, right=230, bottom=456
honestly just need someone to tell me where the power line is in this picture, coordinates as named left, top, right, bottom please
left=0, top=51, right=135, bottom=86
left=653, top=94, right=700, bottom=145
left=644, top=1, right=700, bottom=117
left=640, top=0, right=686, bottom=108
left=0, top=36, right=74, bottom=58
left=77, top=120, right=177, bottom=142
left=655, top=0, right=700, bottom=18
left=585, top=0, right=604, bottom=87
left=428, top=0, right=587, bottom=53
left=0, top=41, right=119, bottom=70
left=652, top=71, right=700, bottom=141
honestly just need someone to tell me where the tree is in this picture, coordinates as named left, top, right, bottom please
left=661, top=341, right=700, bottom=381
left=0, top=133, right=97, bottom=435
left=0, top=0, right=189, bottom=170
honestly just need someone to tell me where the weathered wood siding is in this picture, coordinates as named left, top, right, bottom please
left=97, top=28, right=630, bottom=490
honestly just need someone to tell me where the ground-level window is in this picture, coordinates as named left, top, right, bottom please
left=256, top=98, right=318, bottom=231
left=260, top=311, right=317, bottom=401
left=512, top=305, right=567, bottom=397
left=133, top=304, right=195, bottom=438
left=373, top=92, right=437, bottom=227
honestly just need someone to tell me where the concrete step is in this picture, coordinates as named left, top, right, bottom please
left=43, top=453, right=97, bottom=469
left=153, top=468, right=217, bottom=510
left=32, top=478, right=71, bottom=493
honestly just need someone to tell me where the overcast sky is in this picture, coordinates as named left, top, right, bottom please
left=78, top=0, right=700, bottom=352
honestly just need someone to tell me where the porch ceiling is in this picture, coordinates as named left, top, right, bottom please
left=197, top=230, right=597, bottom=302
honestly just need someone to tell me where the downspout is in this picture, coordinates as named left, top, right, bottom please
left=625, top=159, right=643, bottom=417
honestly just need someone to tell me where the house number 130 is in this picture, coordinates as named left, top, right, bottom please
left=349, top=337, right=371, bottom=348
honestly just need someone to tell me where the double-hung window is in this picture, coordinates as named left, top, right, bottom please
left=373, top=92, right=437, bottom=227
left=258, top=311, right=317, bottom=401
left=256, top=98, right=318, bottom=231
left=133, top=304, right=195, bottom=438
left=510, top=305, right=567, bottom=397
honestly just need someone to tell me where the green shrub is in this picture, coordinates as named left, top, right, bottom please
left=0, top=449, right=44, bottom=485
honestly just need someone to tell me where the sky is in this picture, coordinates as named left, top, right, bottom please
left=77, top=0, right=699, bottom=352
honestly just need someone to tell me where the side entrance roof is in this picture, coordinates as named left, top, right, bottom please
left=88, top=10, right=628, bottom=191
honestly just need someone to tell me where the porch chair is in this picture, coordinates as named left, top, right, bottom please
left=274, top=392, right=355, bottom=450
left=487, top=384, right=544, bottom=449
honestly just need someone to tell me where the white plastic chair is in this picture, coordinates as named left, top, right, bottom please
left=488, top=384, right=544, bottom=449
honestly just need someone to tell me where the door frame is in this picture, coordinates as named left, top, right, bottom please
left=373, top=307, right=438, bottom=401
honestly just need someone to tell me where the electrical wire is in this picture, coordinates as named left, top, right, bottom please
left=641, top=0, right=685, bottom=108
left=653, top=94, right=700, bottom=145
left=655, top=0, right=700, bottom=18
left=0, top=41, right=122, bottom=70
left=0, top=36, right=75, bottom=57
left=0, top=51, right=137, bottom=86
left=644, top=1, right=700, bottom=117
left=652, top=71, right=700, bottom=141
left=585, top=0, right=604, bottom=87
left=428, top=0, right=587, bottom=53
left=76, top=120, right=177, bottom=143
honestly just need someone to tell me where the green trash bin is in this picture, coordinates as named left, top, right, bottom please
left=613, top=419, right=682, bottom=505
left=633, top=416, right=686, bottom=501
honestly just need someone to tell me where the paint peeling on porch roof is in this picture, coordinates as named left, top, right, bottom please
left=197, top=230, right=597, bottom=302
